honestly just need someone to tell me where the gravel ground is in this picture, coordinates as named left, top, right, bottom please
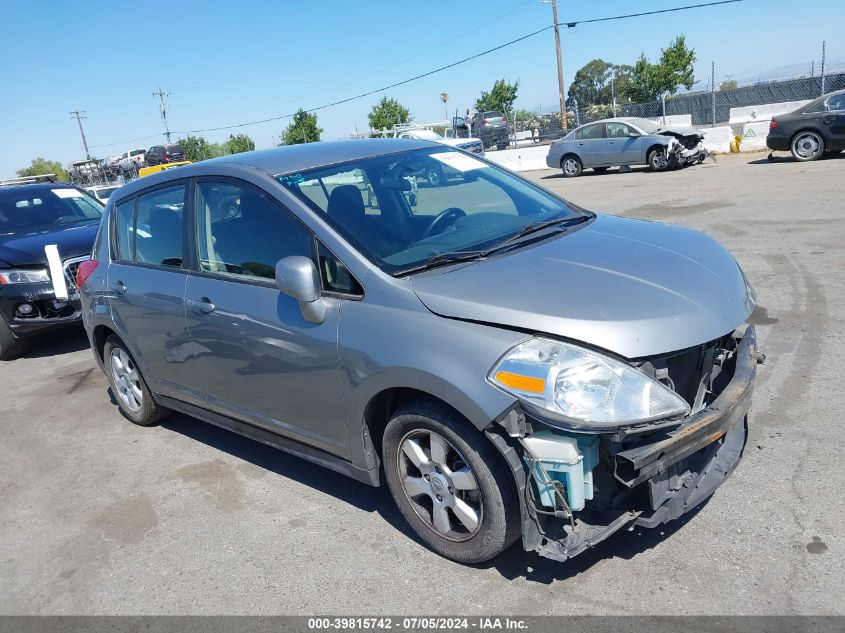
left=1, top=152, right=842, bottom=615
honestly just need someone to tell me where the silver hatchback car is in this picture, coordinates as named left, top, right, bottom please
left=79, top=139, right=759, bottom=564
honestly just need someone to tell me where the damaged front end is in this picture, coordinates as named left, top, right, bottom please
left=660, top=128, right=708, bottom=167
left=487, top=326, right=759, bottom=562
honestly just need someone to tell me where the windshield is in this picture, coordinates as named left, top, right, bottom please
left=278, top=147, right=587, bottom=275
left=0, top=187, right=103, bottom=235
left=626, top=118, right=661, bottom=133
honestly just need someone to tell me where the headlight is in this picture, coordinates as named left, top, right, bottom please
left=0, top=268, right=51, bottom=284
left=489, top=338, right=690, bottom=428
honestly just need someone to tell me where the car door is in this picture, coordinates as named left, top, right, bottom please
left=822, top=92, right=845, bottom=149
left=183, top=177, right=348, bottom=457
left=108, top=181, right=207, bottom=406
left=605, top=122, right=642, bottom=164
left=573, top=123, right=606, bottom=166
left=147, top=146, right=161, bottom=165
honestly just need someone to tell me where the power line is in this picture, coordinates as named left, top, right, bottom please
left=91, top=0, right=748, bottom=145
left=558, top=0, right=745, bottom=28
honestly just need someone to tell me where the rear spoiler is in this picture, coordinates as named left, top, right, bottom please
left=0, top=174, right=59, bottom=186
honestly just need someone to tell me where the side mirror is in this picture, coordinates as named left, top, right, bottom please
left=275, top=256, right=327, bottom=323
left=627, top=132, right=641, bottom=138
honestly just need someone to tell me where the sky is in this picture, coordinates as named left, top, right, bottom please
left=1, top=0, right=843, bottom=177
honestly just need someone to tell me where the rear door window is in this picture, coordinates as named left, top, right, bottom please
left=574, top=124, right=605, bottom=140
left=128, top=184, right=186, bottom=267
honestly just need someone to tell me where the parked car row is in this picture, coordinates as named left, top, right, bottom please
left=114, top=143, right=185, bottom=175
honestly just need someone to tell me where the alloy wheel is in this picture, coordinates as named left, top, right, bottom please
left=110, top=348, right=143, bottom=412
left=397, top=429, right=482, bottom=542
left=562, top=158, right=580, bottom=176
left=792, top=132, right=823, bottom=160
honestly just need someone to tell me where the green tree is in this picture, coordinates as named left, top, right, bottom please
left=475, top=79, right=519, bottom=114
left=17, top=158, right=70, bottom=182
left=368, top=96, right=410, bottom=133
left=223, top=134, right=256, bottom=154
left=627, top=35, right=696, bottom=102
left=282, top=109, right=322, bottom=145
left=719, top=79, right=738, bottom=91
left=568, top=59, right=613, bottom=105
left=177, top=135, right=212, bottom=162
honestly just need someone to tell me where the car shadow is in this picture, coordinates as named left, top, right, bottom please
left=154, top=408, right=709, bottom=577
left=484, top=501, right=708, bottom=583
left=749, top=151, right=844, bottom=165
left=23, top=325, right=91, bottom=358
left=540, top=166, right=650, bottom=179
left=158, top=412, right=418, bottom=542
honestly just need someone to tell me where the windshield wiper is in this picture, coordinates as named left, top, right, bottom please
left=489, top=214, right=589, bottom=252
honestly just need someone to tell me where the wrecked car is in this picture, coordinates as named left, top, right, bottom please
left=546, top=117, right=708, bottom=177
left=79, top=139, right=758, bottom=564
left=0, top=176, right=104, bottom=360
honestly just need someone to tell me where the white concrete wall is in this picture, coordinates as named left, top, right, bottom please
left=701, top=126, right=733, bottom=153
left=740, top=121, right=772, bottom=151
left=729, top=101, right=810, bottom=124
left=646, top=114, right=693, bottom=127
left=484, top=145, right=549, bottom=172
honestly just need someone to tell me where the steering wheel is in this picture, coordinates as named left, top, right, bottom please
left=423, top=207, right=467, bottom=239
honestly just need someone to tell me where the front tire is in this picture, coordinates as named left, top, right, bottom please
left=791, top=131, right=825, bottom=161
left=0, top=317, right=28, bottom=361
left=426, top=163, right=445, bottom=187
left=104, top=335, right=169, bottom=426
left=648, top=147, right=668, bottom=171
left=561, top=155, right=582, bottom=178
left=382, top=400, right=519, bottom=563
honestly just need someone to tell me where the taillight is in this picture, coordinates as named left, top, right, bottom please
left=164, top=153, right=170, bottom=161
left=76, top=259, right=99, bottom=287
left=769, top=119, right=778, bottom=129
left=482, top=119, right=489, bottom=125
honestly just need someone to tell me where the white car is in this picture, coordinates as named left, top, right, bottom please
left=394, top=128, right=484, bottom=187
left=118, top=148, right=146, bottom=173
left=84, top=185, right=120, bottom=204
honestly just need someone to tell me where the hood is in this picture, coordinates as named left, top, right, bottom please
left=411, top=214, right=754, bottom=359
left=659, top=126, right=703, bottom=139
left=0, top=222, right=99, bottom=267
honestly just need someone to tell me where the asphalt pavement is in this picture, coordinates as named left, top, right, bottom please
left=1, top=152, right=842, bottom=615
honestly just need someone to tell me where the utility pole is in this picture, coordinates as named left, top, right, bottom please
left=550, top=0, right=567, bottom=130
left=152, top=87, right=172, bottom=142
left=611, top=67, right=617, bottom=117
left=70, top=110, right=90, bottom=158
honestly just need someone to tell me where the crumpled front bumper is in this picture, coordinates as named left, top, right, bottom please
left=490, top=325, right=759, bottom=563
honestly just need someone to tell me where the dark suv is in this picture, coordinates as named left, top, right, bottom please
left=145, top=144, right=185, bottom=166
left=471, top=111, right=510, bottom=150
left=0, top=178, right=103, bottom=359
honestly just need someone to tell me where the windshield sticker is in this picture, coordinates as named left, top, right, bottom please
left=279, top=173, right=304, bottom=186
left=52, top=188, right=84, bottom=198
left=430, top=152, right=487, bottom=172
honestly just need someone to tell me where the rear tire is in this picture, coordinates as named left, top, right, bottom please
left=0, top=317, right=28, bottom=361
left=561, top=155, right=582, bottom=178
left=104, top=335, right=169, bottom=426
left=382, top=399, right=520, bottom=563
left=790, top=131, right=825, bottom=161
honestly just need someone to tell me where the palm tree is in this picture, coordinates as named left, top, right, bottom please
left=440, top=93, right=449, bottom=123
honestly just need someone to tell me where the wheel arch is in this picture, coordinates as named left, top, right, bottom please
left=790, top=126, right=828, bottom=145
left=559, top=152, right=581, bottom=168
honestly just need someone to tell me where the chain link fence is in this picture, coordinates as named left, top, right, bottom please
left=509, top=72, right=845, bottom=145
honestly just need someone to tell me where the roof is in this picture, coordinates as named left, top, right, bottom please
left=208, top=138, right=437, bottom=174
left=0, top=181, right=75, bottom=193
left=109, top=139, right=440, bottom=200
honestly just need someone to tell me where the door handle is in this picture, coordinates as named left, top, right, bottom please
left=187, top=297, right=215, bottom=314
left=822, top=117, right=833, bottom=124
left=111, top=281, right=127, bottom=295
